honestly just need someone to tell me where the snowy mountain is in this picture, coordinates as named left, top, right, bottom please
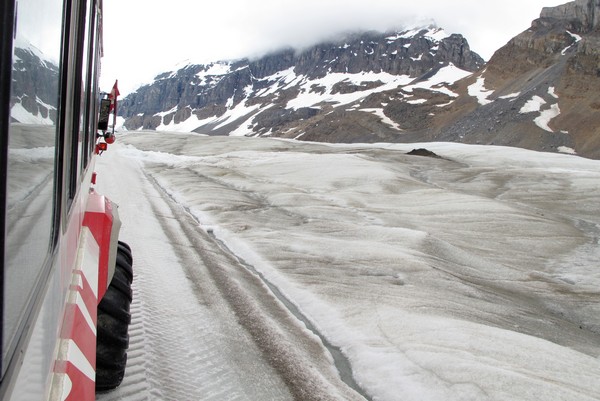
left=119, top=0, right=600, bottom=159
left=119, top=26, right=483, bottom=138
left=10, top=38, right=60, bottom=125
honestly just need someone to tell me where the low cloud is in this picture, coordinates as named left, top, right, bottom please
left=101, top=0, right=567, bottom=95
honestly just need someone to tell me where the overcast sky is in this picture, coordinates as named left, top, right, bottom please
left=100, top=0, right=569, bottom=96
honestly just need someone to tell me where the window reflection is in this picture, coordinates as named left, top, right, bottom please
left=3, top=0, right=62, bottom=367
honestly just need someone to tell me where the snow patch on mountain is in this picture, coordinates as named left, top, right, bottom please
left=194, top=62, right=235, bottom=88
left=404, top=63, right=471, bottom=98
left=498, top=92, right=520, bottom=99
left=156, top=112, right=208, bottom=132
left=386, top=26, right=450, bottom=42
left=562, top=31, right=583, bottom=55
left=467, top=75, right=494, bottom=105
left=286, top=71, right=414, bottom=110
left=11, top=102, right=54, bottom=125
left=520, top=96, right=547, bottom=113
left=520, top=89, right=562, bottom=133
left=534, top=103, right=561, bottom=132
left=361, top=108, right=403, bottom=130
left=255, top=67, right=297, bottom=97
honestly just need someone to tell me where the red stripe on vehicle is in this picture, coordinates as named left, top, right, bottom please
left=71, top=270, right=98, bottom=326
left=54, top=360, right=96, bottom=401
left=83, top=191, right=114, bottom=300
left=60, top=304, right=97, bottom=370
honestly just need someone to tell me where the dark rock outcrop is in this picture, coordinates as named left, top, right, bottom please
left=540, top=0, right=600, bottom=30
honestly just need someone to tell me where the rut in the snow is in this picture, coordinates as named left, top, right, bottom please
left=207, top=230, right=373, bottom=401
left=146, top=170, right=371, bottom=401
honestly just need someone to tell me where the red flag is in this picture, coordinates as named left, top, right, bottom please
left=108, top=80, right=120, bottom=134
left=108, top=80, right=120, bottom=112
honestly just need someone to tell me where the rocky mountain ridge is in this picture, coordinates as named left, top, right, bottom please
left=120, top=25, right=482, bottom=128
left=10, top=39, right=59, bottom=124
left=120, top=25, right=482, bottom=121
left=119, top=0, right=600, bottom=159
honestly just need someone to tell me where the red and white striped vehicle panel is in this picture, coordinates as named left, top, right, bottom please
left=34, top=190, right=118, bottom=401
left=51, top=229, right=100, bottom=401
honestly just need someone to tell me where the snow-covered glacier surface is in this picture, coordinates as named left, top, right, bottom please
left=97, top=132, right=600, bottom=401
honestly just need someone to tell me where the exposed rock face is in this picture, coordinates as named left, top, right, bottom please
left=290, top=31, right=483, bottom=78
left=119, top=2, right=600, bottom=159
left=541, top=0, right=600, bottom=30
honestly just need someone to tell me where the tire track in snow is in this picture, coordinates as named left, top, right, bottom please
left=206, top=232, right=373, bottom=401
left=138, top=163, right=373, bottom=399
left=143, top=169, right=368, bottom=401
left=96, top=145, right=293, bottom=401
left=96, top=292, right=150, bottom=401
left=134, top=186, right=290, bottom=401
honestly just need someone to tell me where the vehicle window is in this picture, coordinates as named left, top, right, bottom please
left=83, top=5, right=102, bottom=167
left=2, top=0, right=63, bottom=374
left=79, top=0, right=92, bottom=170
left=69, top=0, right=95, bottom=200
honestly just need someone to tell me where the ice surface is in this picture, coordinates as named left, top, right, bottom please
left=98, top=133, right=600, bottom=401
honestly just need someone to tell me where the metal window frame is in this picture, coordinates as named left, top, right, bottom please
left=0, top=0, right=16, bottom=381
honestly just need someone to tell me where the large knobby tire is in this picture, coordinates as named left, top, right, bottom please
left=96, top=241, right=133, bottom=392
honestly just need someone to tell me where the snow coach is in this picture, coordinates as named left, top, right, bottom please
left=0, top=0, right=133, bottom=399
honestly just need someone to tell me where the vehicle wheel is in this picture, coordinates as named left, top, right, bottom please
left=96, top=241, right=133, bottom=392
left=117, top=241, right=133, bottom=282
left=118, top=241, right=133, bottom=266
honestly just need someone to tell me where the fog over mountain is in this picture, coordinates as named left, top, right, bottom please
left=100, top=0, right=569, bottom=94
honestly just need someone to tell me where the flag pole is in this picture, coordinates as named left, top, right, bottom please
left=109, top=79, right=120, bottom=135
